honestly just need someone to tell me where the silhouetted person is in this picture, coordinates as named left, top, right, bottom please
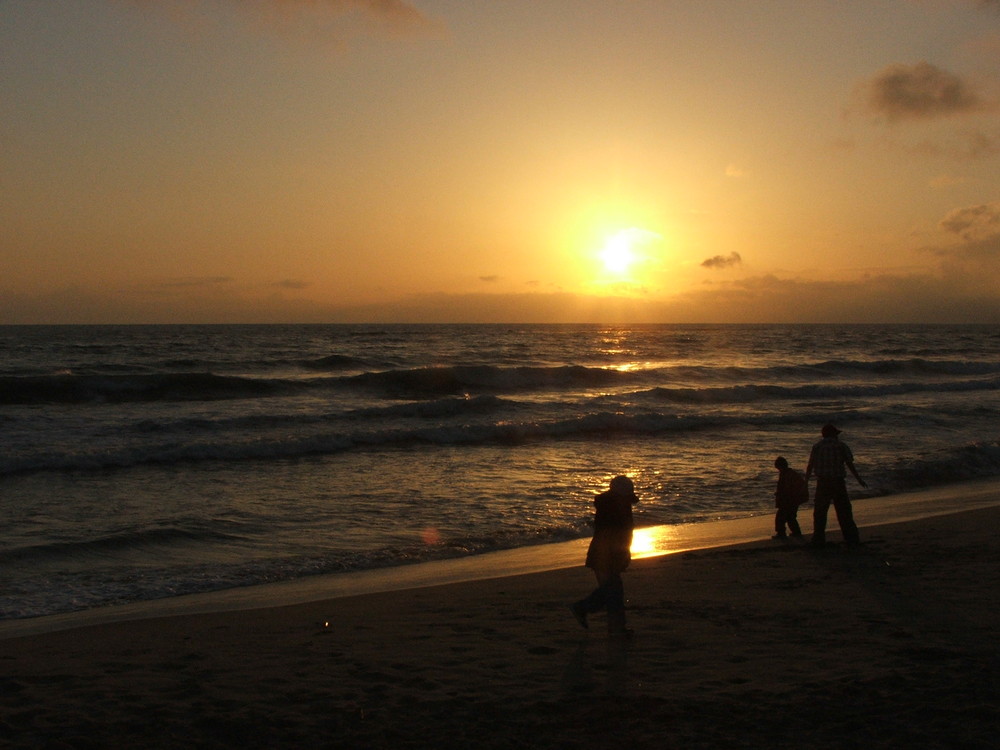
left=805, top=424, right=867, bottom=546
left=571, top=475, right=638, bottom=636
left=773, top=456, right=806, bottom=539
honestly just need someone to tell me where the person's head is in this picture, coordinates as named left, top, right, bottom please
left=821, top=423, right=841, bottom=438
left=609, top=475, right=634, bottom=495
left=774, top=456, right=789, bottom=470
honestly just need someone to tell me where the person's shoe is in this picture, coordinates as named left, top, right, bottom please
left=772, top=533, right=787, bottom=540
left=570, top=602, right=588, bottom=630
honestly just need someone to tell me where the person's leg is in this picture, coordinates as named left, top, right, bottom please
left=774, top=509, right=786, bottom=537
left=603, top=572, right=629, bottom=634
left=787, top=507, right=802, bottom=537
left=604, top=573, right=624, bottom=613
left=572, top=569, right=607, bottom=629
left=579, top=569, right=617, bottom=614
left=812, top=481, right=832, bottom=544
left=832, top=488, right=860, bottom=544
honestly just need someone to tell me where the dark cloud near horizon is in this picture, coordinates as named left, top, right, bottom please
left=701, top=252, right=742, bottom=270
left=8, top=264, right=1000, bottom=324
left=479, top=275, right=500, bottom=283
left=938, top=231, right=1000, bottom=264
left=940, top=201, right=1000, bottom=241
left=864, top=62, right=982, bottom=121
left=323, top=269, right=1000, bottom=324
left=159, top=276, right=233, bottom=288
left=272, top=279, right=311, bottom=290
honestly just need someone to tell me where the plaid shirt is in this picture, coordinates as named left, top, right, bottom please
left=809, top=437, right=854, bottom=478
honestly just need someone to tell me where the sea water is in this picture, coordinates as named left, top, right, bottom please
left=2, top=323, right=999, bottom=619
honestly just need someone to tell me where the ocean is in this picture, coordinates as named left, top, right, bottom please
left=2, top=323, right=999, bottom=621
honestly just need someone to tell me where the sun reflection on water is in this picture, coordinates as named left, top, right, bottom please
left=630, top=526, right=680, bottom=559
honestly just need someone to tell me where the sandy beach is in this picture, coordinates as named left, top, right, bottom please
left=3, top=498, right=999, bottom=749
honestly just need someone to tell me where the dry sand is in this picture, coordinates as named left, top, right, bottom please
left=2, top=504, right=999, bottom=749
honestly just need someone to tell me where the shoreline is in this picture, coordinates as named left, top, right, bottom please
left=4, top=476, right=1000, bottom=641
left=2, top=496, right=999, bottom=747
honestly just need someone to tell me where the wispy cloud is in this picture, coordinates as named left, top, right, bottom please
left=939, top=201, right=1000, bottom=240
left=124, top=0, right=437, bottom=42
left=903, top=129, right=1000, bottom=160
left=862, top=61, right=983, bottom=122
left=701, top=252, right=742, bottom=270
left=928, top=174, right=967, bottom=189
left=272, top=279, right=311, bottom=290
left=157, top=276, right=234, bottom=289
left=263, top=0, right=433, bottom=35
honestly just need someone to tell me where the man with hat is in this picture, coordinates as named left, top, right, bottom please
left=805, top=423, right=867, bottom=546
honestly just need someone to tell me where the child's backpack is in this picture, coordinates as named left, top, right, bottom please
left=788, top=469, right=809, bottom=506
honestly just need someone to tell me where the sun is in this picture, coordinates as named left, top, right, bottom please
left=599, top=232, right=637, bottom=274
left=597, top=227, right=662, bottom=276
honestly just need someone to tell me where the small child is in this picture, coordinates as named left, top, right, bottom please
left=773, top=456, right=807, bottom=539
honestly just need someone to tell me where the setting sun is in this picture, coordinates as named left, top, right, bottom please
left=4, top=3, right=1000, bottom=326
left=599, top=231, right=639, bottom=274
left=596, top=227, right=664, bottom=279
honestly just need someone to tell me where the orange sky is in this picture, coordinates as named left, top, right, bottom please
left=3, top=1, right=1000, bottom=323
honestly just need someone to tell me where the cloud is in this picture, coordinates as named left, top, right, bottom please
left=935, top=229, right=1000, bottom=264
left=264, top=0, right=432, bottom=35
left=8, top=264, right=1000, bottom=324
left=479, top=275, right=500, bottom=283
left=10, top=213, right=1000, bottom=325
left=725, top=164, right=748, bottom=178
left=963, top=130, right=1000, bottom=159
left=319, top=265, right=1000, bottom=323
left=701, top=252, right=742, bottom=270
left=905, top=129, right=1000, bottom=160
left=272, top=279, right=311, bottom=290
left=688, top=272, right=1000, bottom=323
left=863, top=62, right=982, bottom=121
left=157, top=276, right=234, bottom=289
left=928, top=174, right=967, bottom=189
left=939, top=201, right=1000, bottom=240
left=124, top=0, right=437, bottom=42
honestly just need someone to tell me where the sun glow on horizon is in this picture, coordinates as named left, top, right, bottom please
left=590, top=227, right=666, bottom=293
left=599, top=231, right=639, bottom=274
left=598, top=228, right=663, bottom=274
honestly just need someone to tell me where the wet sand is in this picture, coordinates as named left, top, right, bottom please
left=2, top=497, right=999, bottom=748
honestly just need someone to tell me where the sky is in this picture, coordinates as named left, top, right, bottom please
left=3, top=0, right=1000, bottom=324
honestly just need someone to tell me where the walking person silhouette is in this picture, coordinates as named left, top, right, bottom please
left=570, top=475, right=638, bottom=637
left=806, top=424, right=867, bottom=546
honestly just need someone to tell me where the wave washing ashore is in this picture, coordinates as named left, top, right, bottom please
left=2, top=323, right=1000, bottom=621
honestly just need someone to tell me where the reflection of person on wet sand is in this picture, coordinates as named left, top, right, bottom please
left=570, top=475, right=638, bottom=637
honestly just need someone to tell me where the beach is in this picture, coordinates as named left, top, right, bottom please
left=3, top=497, right=998, bottom=749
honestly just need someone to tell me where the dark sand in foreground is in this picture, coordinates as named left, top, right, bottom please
left=2, top=504, right=999, bottom=749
